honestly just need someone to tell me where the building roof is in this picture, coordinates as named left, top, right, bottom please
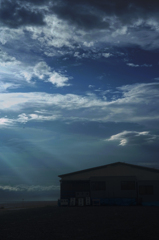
left=58, top=162, right=159, bottom=178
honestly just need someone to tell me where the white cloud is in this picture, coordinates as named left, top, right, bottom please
left=0, top=184, right=60, bottom=192
left=0, top=49, right=30, bottom=86
left=34, top=61, right=51, bottom=79
left=18, top=113, right=60, bottom=123
left=102, top=53, right=113, bottom=58
left=0, top=27, right=24, bottom=46
left=1, top=8, right=159, bottom=65
left=20, top=71, right=33, bottom=83
left=0, top=30, right=72, bottom=87
left=32, top=61, right=71, bottom=87
left=127, top=63, right=140, bottom=67
left=83, top=41, right=94, bottom=47
left=15, top=12, right=157, bottom=60
left=49, top=71, right=70, bottom=87
left=141, top=64, right=152, bottom=67
left=0, top=82, right=20, bottom=92
left=29, top=14, right=75, bottom=51
left=0, top=118, right=13, bottom=126
left=127, top=63, right=152, bottom=67
left=0, top=48, right=35, bottom=85
left=73, top=51, right=100, bottom=59
left=0, top=9, right=158, bottom=91
left=107, top=131, right=158, bottom=146
left=88, top=85, right=95, bottom=88
left=0, top=82, right=158, bottom=126
left=112, top=26, right=128, bottom=37
left=18, top=113, right=29, bottom=124
left=0, top=49, right=20, bottom=66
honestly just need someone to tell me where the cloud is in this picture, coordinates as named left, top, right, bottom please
left=0, top=48, right=20, bottom=66
left=49, top=72, right=70, bottom=87
left=0, top=82, right=20, bottom=92
left=141, top=64, right=152, bottom=67
left=0, top=118, right=13, bottom=126
left=50, top=0, right=159, bottom=31
left=20, top=0, right=50, bottom=5
left=51, top=2, right=110, bottom=31
left=127, top=63, right=152, bottom=67
left=0, top=82, right=158, bottom=127
left=83, top=41, right=94, bottom=47
left=37, top=14, right=159, bottom=50
left=1, top=0, right=159, bottom=74
left=0, top=184, right=60, bottom=192
left=73, top=51, right=102, bottom=60
left=33, top=61, right=71, bottom=87
left=0, top=48, right=35, bottom=84
left=0, top=0, right=159, bottom=53
left=0, top=48, right=71, bottom=86
left=42, top=0, right=159, bottom=50
left=0, top=57, right=71, bottom=87
left=127, top=63, right=140, bottom=67
left=0, top=0, right=45, bottom=28
left=107, top=131, right=158, bottom=146
left=17, top=113, right=60, bottom=123
left=34, top=61, right=51, bottom=79
left=102, top=53, right=113, bottom=58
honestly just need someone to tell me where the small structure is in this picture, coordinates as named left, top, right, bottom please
left=58, top=162, right=159, bottom=206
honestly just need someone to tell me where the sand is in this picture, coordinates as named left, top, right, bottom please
left=0, top=203, right=159, bottom=239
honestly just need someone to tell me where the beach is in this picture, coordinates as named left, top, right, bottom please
left=0, top=203, right=159, bottom=239
left=0, top=201, right=57, bottom=212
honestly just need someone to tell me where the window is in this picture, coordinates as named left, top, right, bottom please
left=62, top=181, right=90, bottom=191
left=73, top=181, right=90, bottom=191
left=121, top=181, right=135, bottom=190
left=139, top=185, right=153, bottom=195
left=61, top=181, right=73, bottom=191
left=91, top=181, right=106, bottom=191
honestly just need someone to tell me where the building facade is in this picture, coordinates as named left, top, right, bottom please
left=58, top=162, right=159, bottom=206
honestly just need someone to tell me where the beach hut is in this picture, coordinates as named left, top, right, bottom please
left=58, top=162, right=159, bottom=206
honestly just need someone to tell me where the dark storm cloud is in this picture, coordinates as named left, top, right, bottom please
left=56, top=0, right=159, bottom=15
left=1, top=0, right=159, bottom=30
left=0, top=0, right=45, bottom=28
left=19, top=0, right=159, bottom=12
left=52, top=4, right=109, bottom=30
left=50, top=0, right=159, bottom=30
left=20, top=0, right=49, bottom=5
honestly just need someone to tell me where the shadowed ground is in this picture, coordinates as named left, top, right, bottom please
left=0, top=203, right=159, bottom=239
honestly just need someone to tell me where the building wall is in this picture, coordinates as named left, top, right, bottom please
left=60, top=180, right=90, bottom=199
left=138, top=180, right=159, bottom=202
left=90, top=176, right=137, bottom=199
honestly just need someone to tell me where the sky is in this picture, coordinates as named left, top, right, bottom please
left=0, top=0, right=159, bottom=201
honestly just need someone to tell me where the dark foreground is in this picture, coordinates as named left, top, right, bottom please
left=0, top=205, right=159, bottom=240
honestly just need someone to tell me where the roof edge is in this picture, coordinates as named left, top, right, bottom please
left=58, top=162, right=159, bottom=178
